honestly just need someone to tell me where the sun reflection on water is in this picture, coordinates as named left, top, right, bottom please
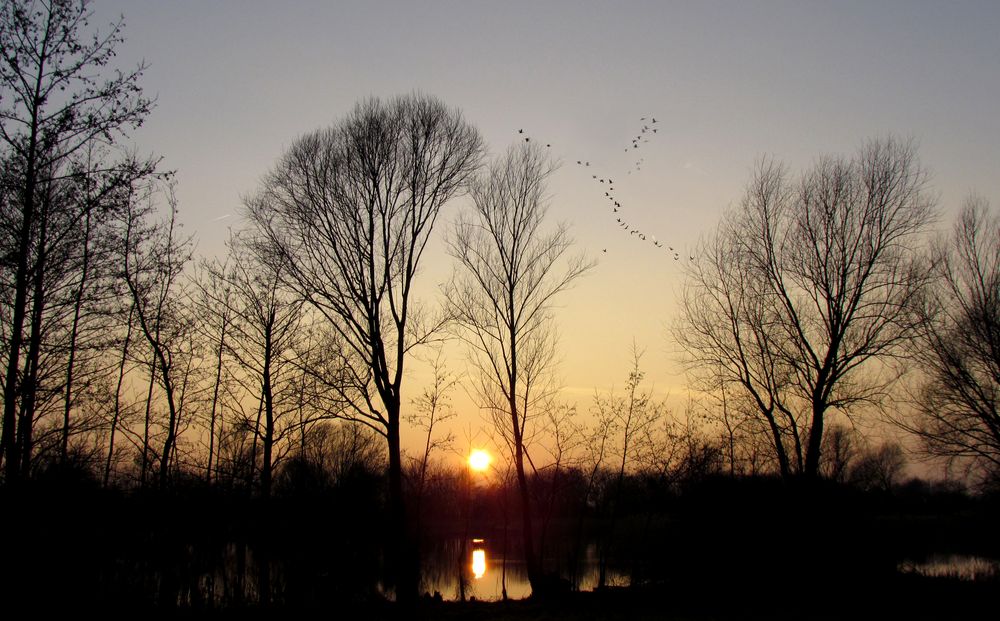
left=471, top=548, right=486, bottom=579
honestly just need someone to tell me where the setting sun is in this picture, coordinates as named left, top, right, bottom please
left=468, top=449, right=492, bottom=472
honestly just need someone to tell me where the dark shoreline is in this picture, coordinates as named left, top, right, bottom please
left=53, top=576, right=994, bottom=620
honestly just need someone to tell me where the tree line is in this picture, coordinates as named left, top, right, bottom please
left=2, top=0, right=999, bottom=605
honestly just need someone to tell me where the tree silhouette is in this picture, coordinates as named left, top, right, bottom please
left=117, top=184, right=192, bottom=487
left=591, top=345, right=663, bottom=588
left=445, top=140, right=593, bottom=593
left=245, top=93, right=484, bottom=601
left=677, top=138, right=934, bottom=479
left=0, top=0, right=156, bottom=479
left=204, top=232, right=303, bottom=498
left=904, top=197, right=1000, bottom=485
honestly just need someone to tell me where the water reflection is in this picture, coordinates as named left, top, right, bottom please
left=898, top=554, right=999, bottom=580
left=420, top=537, right=628, bottom=601
left=471, top=548, right=486, bottom=579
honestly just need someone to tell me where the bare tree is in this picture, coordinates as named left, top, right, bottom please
left=204, top=232, right=303, bottom=499
left=696, top=371, right=773, bottom=477
left=532, top=400, right=583, bottom=574
left=0, top=0, right=154, bottom=479
left=445, top=140, right=593, bottom=593
left=118, top=183, right=193, bottom=487
left=677, top=137, right=934, bottom=479
left=103, top=300, right=135, bottom=486
left=591, top=344, right=664, bottom=587
left=406, top=347, right=457, bottom=514
left=245, top=93, right=484, bottom=601
left=902, top=197, right=1000, bottom=484
left=190, top=257, right=233, bottom=484
left=198, top=233, right=304, bottom=602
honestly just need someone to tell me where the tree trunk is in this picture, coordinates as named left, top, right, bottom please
left=140, top=349, right=157, bottom=488
left=105, top=306, right=134, bottom=487
left=260, top=322, right=274, bottom=499
left=156, top=345, right=179, bottom=487
left=249, top=395, right=262, bottom=488
left=766, top=413, right=792, bottom=479
left=62, top=207, right=93, bottom=462
left=206, top=315, right=227, bottom=484
left=512, top=406, right=539, bottom=592
left=386, top=400, right=415, bottom=603
left=1, top=116, right=40, bottom=481
left=804, top=402, right=826, bottom=479
left=17, top=192, right=50, bottom=478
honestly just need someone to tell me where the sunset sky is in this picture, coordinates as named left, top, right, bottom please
left=91, top=0, right=1000, bottom=458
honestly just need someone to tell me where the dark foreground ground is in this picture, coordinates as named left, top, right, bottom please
left=141, top=575, right=995, bottom=621
left=7, top=475, right=998, bottom=618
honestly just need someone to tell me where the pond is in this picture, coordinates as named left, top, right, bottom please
left=420, top=538, right=999, bottom=600
left=419, top=535, right=629, bottom=601
left=898, top=553, right=999, bottom=581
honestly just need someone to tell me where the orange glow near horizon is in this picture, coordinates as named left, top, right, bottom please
left=468, top=449, right=492, bottom=472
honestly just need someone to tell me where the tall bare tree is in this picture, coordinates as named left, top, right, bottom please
left=245, top=93, right=484, bottom=601
left=677, top=137, right=934, bottom=479
left=0, top=0, right=154, bottom=479
left=445, top=141, right=593, bottom=593
left=902, top=197, right=1000, bottom=485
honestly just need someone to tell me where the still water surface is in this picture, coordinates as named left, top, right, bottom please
left=898, top=553, right=999, bottom=580
left=421, top=538, right=999, bottom=600
left=420, top=536, right=628, bottom=601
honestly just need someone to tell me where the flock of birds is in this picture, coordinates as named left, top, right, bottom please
left=516, top=117, right=694, bottom=263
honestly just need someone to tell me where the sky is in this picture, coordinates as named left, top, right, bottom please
left=90, top=0, right=1000, bottom=459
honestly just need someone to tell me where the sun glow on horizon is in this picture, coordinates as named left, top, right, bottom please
left=468, top=449, right=492, bottom=472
